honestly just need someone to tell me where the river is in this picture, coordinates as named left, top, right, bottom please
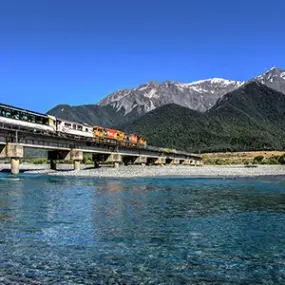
left=1, top=174, right=285, bottom=284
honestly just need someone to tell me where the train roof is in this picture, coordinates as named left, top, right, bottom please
left=56, top=117, right=92, bottom=127
left=0, top=102, right=94, bottom=127
left=94, top=125, right=125, bottom=132
left=0, top=102, right=49, bottom=118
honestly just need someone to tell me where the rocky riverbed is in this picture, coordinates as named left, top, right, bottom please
left=5, top=164, right=284, bottom=178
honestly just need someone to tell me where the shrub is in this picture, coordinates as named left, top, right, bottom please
left=265, top=157, right=279, bottom=165
left=278, top=154, right=285, bottom=164
left=33, top=158, right=48, bottom=164
left=253, top=155, right=264, bottom=164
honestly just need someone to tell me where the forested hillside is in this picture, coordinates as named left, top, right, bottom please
left=121, top=82, right=285, bottom=152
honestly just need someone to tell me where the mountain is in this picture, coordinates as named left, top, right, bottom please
left=209, top=80, right=285, bottom=150
left=47, top=67, right=285, bottom=129
left=255, top=67, right=285, bottom=94
left=47, top=104, right=138, bottom=128
left=120, top=103, right=227, bottom=152
left=48, top=78, right=243, bottom=126
left=120, top=81, right=285, bottom=152
left=98, top=67, right=285, bottom=117
left=97, top=78, right=244, bottom=114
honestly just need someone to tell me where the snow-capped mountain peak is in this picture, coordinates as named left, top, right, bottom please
left=255, top=67, right=285, bottom=91
left=98, top=77, right=244, bottom=115
left=97, top=67, right=285, bottom=117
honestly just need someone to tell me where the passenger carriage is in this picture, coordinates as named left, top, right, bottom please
left=56, top=119, right=93, bottom=139
left=0, top=103, right=56, bottom=134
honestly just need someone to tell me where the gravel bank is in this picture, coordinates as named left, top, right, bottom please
left=19, top=164, right=285, bottom=178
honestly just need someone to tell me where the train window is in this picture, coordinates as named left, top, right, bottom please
left=0, top=109, right=7, bottom=117
left=12, top=111, right=20, bottom=120
left=44, top=118, right=49, bottom=125
left=64, top=123, right=71, bottom=128
left=0, top=107, right=5, bottom=117
left=78, top=125, right=83, bottom=131
left=35, top=117, right=43, bottom=124
left=73, top=124, right=76, bottom=130
left=85, top=128, right=89, bottom=132
left=20, top=113, right=28, bottom=121
left=28, top=115, right=35, bottom=123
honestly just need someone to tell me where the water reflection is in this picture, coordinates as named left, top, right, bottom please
left=1, top=174, right=285, bottom=284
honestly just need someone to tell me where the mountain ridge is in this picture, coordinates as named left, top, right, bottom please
left=48, top=67, right=285, bottom=129
left=97, top=77, right=244, bottom=114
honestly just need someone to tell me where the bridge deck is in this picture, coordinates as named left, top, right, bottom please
left=0, top=126, right=201, bottom=160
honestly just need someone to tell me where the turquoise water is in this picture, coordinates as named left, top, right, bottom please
left=1, top=174, right=285, bottom=284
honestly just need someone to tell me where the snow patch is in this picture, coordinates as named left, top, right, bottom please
left=210, top=78, right=228, bottom=84
left=181, top=78, right=242, bottom=87
left=144, top=89, right=157, bottom=99
left=191, top=86, right=205, bottom=93
left=137, top=86, right=148, bottom=91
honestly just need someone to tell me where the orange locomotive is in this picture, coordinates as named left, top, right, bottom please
left=93, top=125, right=146, bottom=147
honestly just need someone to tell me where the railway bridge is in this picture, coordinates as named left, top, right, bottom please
left=0, top=127, right=202, bottom=175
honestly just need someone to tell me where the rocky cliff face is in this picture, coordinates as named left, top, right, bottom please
left=97, top=78, right=244, bottom=115
left=255, top=67, right=285, bottom=94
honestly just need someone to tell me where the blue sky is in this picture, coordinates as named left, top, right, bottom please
left=1, top=0, right=285, bottom=113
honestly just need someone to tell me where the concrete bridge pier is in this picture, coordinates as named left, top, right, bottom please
left=48, top=149, right=83, bottom=171
left=11, top=158, right=20, bottom=175
left=122, top=155, right=148, bottom=166
left=182, top=159, right=191, bottom=165
left=190, top=159, right=200, bottom=166
left=73, top=160, right=81, bottom=170
left=154, top=157, right=166, bottom=166
left=70, top=150, right=83, bottom=171
left=167, top=158, right=180, bottom=165
left=105, top=153, right=122, bottom=168
left=50, top=159, right=57, bottom=170
left=147, top=157, right=165, bottom=166
left=134, top=156, right=148, bottom=165
left=48, top=151, right=61, bottom=171
left=195, top=159, right=203, bottom=166
left=0, top=143, right=24, bottom=175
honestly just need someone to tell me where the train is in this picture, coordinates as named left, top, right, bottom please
left=0, top=103, right=147, bottom=147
